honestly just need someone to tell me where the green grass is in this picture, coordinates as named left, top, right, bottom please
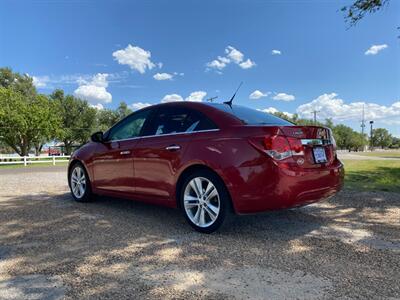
left=343, top=159, right=400, bottom=193
left=0, top=161, right=68, bottom=169
left=355, top=151, right=400, bottom=159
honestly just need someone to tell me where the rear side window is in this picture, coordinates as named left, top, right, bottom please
left=146, top=107, right=217, bottom=136
left=207, top=103, right=292, bottom=126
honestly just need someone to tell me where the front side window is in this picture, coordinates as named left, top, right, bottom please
left=107, top=109, right=151, bottom=141
left=146, top=107, right=217, bottom=136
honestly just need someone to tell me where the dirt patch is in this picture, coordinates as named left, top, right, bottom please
left=0, top=167, right=399, bottom=299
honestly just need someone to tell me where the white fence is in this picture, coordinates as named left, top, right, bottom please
left=0, top=155, right=70, bottom=166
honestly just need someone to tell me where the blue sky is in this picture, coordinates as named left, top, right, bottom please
left=1, top=0, right=399, bottom=136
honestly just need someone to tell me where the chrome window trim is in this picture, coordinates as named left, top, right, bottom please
left=106, top=128, right=220, bottom=143
left=301, top=139, right=331, bottom=146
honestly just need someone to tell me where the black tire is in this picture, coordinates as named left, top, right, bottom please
left=179, top=169, right=232, bottom=233
left=68, top=162, right=94, bottom=202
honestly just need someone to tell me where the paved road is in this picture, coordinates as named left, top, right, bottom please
left=0, top=168, right=399, bottom=299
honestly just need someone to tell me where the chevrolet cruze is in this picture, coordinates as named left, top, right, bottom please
left=68, top=102, right=344, bottom=233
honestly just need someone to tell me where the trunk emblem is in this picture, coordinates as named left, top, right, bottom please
left=292, top=130, right=303, bottom=136
left=297, top=158, right=305, bottom=165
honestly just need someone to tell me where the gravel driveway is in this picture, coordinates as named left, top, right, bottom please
left=0, top=166, right=399, bottom=299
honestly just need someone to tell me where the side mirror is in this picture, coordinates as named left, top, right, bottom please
left=91, top=131, right=104, bottom=143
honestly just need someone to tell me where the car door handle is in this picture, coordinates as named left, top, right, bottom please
left=120, top=150, right=131, bottom=155
left=165, top=145, right=181, bottom=151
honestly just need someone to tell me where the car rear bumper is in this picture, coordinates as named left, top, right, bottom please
left=231, top=159, right=344, bottom=214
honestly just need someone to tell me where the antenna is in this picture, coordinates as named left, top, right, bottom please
left=360, top=104, right=366, bottom=135
left=223, top=82, right=243, bottom=107
left=206, top=96, right=218, bottom=102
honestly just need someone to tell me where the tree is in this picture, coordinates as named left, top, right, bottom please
left=341, top=0, right=390, bottom=26
left=0, top=87, right=60, bottom=156
left=372, top=128, right=392, bottom=149
left=51, top=90, right=97, bottom=154
left=391, top=137, right=400, bottom=149
left=332, top=124, right=355, bottom=150
left=349, top=132, right=368, bottom=151
left=95, top=101, right=132, bottom=132
left=115, top=101, right=132, bottom=120
left=0, top=67, right=36, bottom=98
left=96, top=109, right=119, bottom=132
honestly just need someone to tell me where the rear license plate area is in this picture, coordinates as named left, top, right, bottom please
left=312, top=147, right=327, bottom=164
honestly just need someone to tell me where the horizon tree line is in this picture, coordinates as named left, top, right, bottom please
left=0, top=67, right=398, bottom=156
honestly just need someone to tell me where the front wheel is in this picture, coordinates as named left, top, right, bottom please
left=69, top=162, right=93, bottom=202
left=180, top=170, right=231, bottom=233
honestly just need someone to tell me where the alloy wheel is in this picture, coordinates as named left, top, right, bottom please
left=183, top=177, right=220, bottom=228
left=70, top=166, right=87, bottom=199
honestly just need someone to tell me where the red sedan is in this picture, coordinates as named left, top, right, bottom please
left=68, top=102, right=344, bottom=233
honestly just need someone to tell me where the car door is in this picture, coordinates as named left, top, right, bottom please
left=133, top=106, right=204, bottom=199
left=92, top=108, right=153, bottom=194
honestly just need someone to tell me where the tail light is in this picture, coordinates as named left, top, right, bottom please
left=263, top=135, right=304, bottom=161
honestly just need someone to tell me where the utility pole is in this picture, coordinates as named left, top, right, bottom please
left=206, top=96, right=218, bottom=103
left=369, top=120, right=374, bottom=151
left=312, top=109, right=320, bottom=125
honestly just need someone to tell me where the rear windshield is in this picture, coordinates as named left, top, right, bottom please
left=206, top=103, right=292, bottom=126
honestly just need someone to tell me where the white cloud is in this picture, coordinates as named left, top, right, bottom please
left=225, top=46, right=244, bottom=64
left=112, top=44, right=156, bottom=74
left=239, top=59, right=256, bottom=69
left=130, top=102, right=152, bottom=110
left=218, top=56, right=230, bottom=64
left=161, top=91, right=207, bottom=103
left=185, top=91, right=207, bottom=102
left=259, top=107, right=278, bottom=114
left=273, top=93, right=295, bottom=101
left=271, top=49, right=282, bottom=55
left=259, top=107, right=294, bottom=118
left=153, top=73, right=173, bottom=80
left=206, top=46, right=255, bottom=71
left=206, top=59, right=227, bottom=70
left=296, top=93, right=400, bottom=125
left=74, top=73, right=112, bottom=104
left=249, top=90, right=269, bottom=100
left=90, top=103, right=104, bottom=110
left=32, top=76, right=50, bottom=88
left=161, top=94, right=184, bottom=103
left=365, top=44, right=388, bottom=55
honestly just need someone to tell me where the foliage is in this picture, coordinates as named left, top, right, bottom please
left=0, top=67, right=37, bottom=99
left=0, top=87, right=60, bottom=156
left=341, top=0, right=390, bottom=26
left=391, top=137, right=400, bottom=149
left=96, top=102, right=132, bottom=132
left=371, top=128, right=393, bottom=149
left=51, top=89, right=97, bottom=154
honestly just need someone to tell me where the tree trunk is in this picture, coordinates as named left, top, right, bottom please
left=34, top=143, right=43, bottom=156
left=20, top=144, right=28, bottom=157
left=64, top=141, right=72, bottom=155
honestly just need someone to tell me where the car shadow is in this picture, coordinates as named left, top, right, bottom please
left=0, top=189, right=399, bottom=298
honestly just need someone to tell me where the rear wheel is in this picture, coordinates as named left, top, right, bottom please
left=69, top=162, right=93, bottom=202
left=180, top=170, right=231, bottom=233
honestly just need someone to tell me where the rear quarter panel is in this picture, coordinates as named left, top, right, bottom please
left=177, top=127, right=277, bottom=213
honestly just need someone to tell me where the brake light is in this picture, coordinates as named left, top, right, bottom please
left=263, top=135, right=304, bottom=161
